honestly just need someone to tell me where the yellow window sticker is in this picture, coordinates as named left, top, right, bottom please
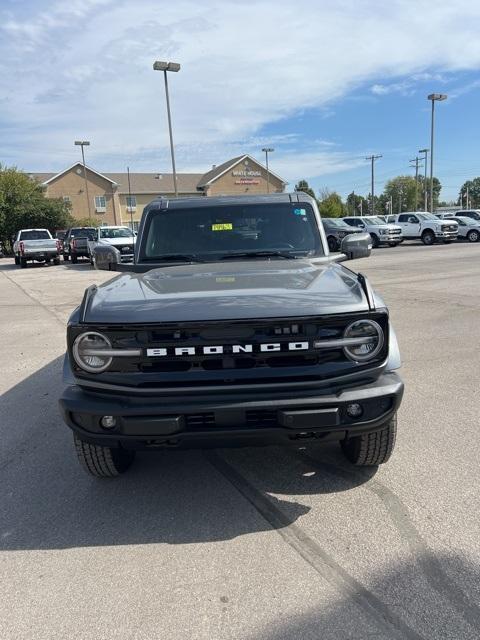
left=212, top=223, right=233, bottom=231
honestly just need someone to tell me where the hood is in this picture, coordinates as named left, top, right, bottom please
left=84, top=260, right=369, bottom=324
left=98, top=237, right=136, bottom=247
left=371, top=224, right=401, bottom=231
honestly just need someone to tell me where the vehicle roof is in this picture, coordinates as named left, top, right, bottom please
left=143, top=192, right=318, bottom=213
left=19, top=228, right=50, bottom=232
left=98, top=225, right=132, bottom=229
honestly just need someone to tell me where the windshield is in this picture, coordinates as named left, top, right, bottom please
left=416, top=213, right=438, bottom=221
left=71, top=228, right=96, bottom=238
left=143, top=203, right=323, bottom=260
left=19, top=230, right=50, bottom=240
left=365, top=216, right=386, bottom=225
left=100, top=227, right=134, bottom=239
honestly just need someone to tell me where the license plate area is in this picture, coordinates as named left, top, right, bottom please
left=278, top=408, right=339, bottom=429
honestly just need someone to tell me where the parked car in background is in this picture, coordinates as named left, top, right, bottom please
left=55, top=230, right=67, bottom=254
left=453, top=209, right=480, bottom=222
left=389, top=212, right=458, bottom=245
left=341, top=216, right=403, bottom=248
left=87, top=225, right=136, bottom=264
left=321, top=217, right=364, bottom=252
left=63, top=227, right=97, bottom=263
left=449, top=216, right=480, bottom=242
left=13, top=229, right=60, bottom=268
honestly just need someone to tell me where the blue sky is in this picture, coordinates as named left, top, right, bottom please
left=1, top=0, right=480, bottom=202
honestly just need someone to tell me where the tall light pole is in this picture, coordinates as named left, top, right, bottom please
left=365, top=154, right=382, bottom=215
left=153, top=60, right=181, bottom=197
left=419, top=148, right=429, bottom=211
left=262, top=147, right=274, bottom=193
left=74, top=140, right=92, bottom=221
left=427, top=94, right=447, bottom=213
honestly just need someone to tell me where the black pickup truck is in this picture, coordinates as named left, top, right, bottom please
left=63, top=227, right=97, bottom=263
left=59, top=193, right=403, bottom=477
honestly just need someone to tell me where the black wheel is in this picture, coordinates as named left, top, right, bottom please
left=443, top=240, right=452, bottom=244
left=467, top=230, right=479, bottom=243
left=71, top=254, right=78, bottom=264
left=371, top=234, right=380, bottom=248
left=340, top=414, right=397, bottom=466
left=63, top=254, right=69, bottom=262
left=14, top=255, right=20, bottom=265
left=327, top=236, right=338, bottom=252
left=53, top=257, right=60, bottom=265
left=20, top=257, right=28, bottom=268
left=388, top=242, right=398, bottom=247
left=74, top=435, right=136, bottom=478
left=421, top=230, right=435, bottom=245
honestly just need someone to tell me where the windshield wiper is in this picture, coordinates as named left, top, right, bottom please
left=220, top=250, right=298, bottom=260
left=144, top=254, right=205, bottom=263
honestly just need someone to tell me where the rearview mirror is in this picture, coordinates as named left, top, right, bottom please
left=92, top=245, right=121, bottom=271
left=340, top=232, right=372, bottom=260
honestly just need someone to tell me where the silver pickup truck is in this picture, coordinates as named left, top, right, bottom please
left=13, top=229, right=60, bottom=268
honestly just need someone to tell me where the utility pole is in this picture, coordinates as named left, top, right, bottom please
left=359, top=199, right=363, bottom=216
left=427, top=93, right=447, bottom=213
left=262, top=147, right=274, bottom=193
left=419, top=149, right=429, bottom=211
left=409, top=156, right=424, bottom=211
left=365, top=155, right=382, bottom=215
left=352, top=190, right=355, bottom=215
left=466, top=185, right=470, bottom=209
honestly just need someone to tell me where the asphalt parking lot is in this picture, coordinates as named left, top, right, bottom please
left=0, top=242, right=479, bottom=640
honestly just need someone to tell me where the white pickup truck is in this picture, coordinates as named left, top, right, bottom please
left=87, top=225, right=136, bottom=264
left=13, top=229, right=60, bottom=268
left=387, top=212, right=458, bottom=245
left=341, top=216, right=403, bottom=248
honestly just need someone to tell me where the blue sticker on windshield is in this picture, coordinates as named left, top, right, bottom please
left=293, top=208, right=306, bottom=216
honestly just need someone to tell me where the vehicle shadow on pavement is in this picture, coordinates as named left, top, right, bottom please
left=0, top=357, right=374, bottom=551
left=243, top=553, right=480, bottom=640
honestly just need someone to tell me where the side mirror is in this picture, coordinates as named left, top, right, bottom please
left=92, top=245, right=121, bottom=271
left=340, top=232, right=372, bottom=260
left=408, top=217, right=416, bottom=223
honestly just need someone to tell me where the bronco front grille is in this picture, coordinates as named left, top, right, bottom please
left=70, top=313, right=389, bottom=389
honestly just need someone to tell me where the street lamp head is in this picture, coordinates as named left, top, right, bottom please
left=419, top=148, right=429, bottom=153
left=262, top=147, right=274, bottom=153
left=427, top=93, right=447, bottom=101
left=74, top=140, right=90, bottom=146
left=153, top=60, right=181, bottom=72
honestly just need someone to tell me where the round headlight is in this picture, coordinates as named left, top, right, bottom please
left=73, top=331, right=112, bottom=373
left=343, top=320, right=384, bottom=362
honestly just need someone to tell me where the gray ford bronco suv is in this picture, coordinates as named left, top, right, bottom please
left=59, top=193, right=403, bottom=477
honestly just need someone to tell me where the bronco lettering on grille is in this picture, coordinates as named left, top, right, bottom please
left=146, top=342, right=310, bottom=357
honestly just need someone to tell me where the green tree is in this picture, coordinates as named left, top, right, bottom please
left=346, top=192, right=370, bottom=216
left=384, top=175, right=441, bottom=212
left=458, top=178, right=480, bottom=208
left=318, top=190, right=345, bottom=218
left=294, top=179, right=317, bottom=201
left=0, top=165, right=72, bottom=250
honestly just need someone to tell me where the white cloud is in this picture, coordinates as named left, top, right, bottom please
left=1, top=0, right=480, bottom=181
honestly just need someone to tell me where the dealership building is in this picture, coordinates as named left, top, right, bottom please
left=31, top=155, right=287, bottom=228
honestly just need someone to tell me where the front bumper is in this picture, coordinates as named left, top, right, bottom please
left=435, top=230, right=458, bottom=239
left=59, top=372, right=404, bottom=450
left=380, top=234, right=402, bottom=243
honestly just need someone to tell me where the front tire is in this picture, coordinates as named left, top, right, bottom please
left=20, top=257, right=28, bottom=268
left=63, top=254, right=69, bottom=262
left=421, top=230, right=435, bottom=245
left=467, top=230, right=479, bottom=243
left=14, top=255, right=20, bottom=265
left=388, top=242, right=398, bottom=247
left=340, top=414, right=397, bottom=466
left=371, top=234, right=380, bottom=248
left=71, top=254, right=78, bottom=264
left=53, top=257, right=60, bottom=265
left=74, top=435, right=136, bottom=478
